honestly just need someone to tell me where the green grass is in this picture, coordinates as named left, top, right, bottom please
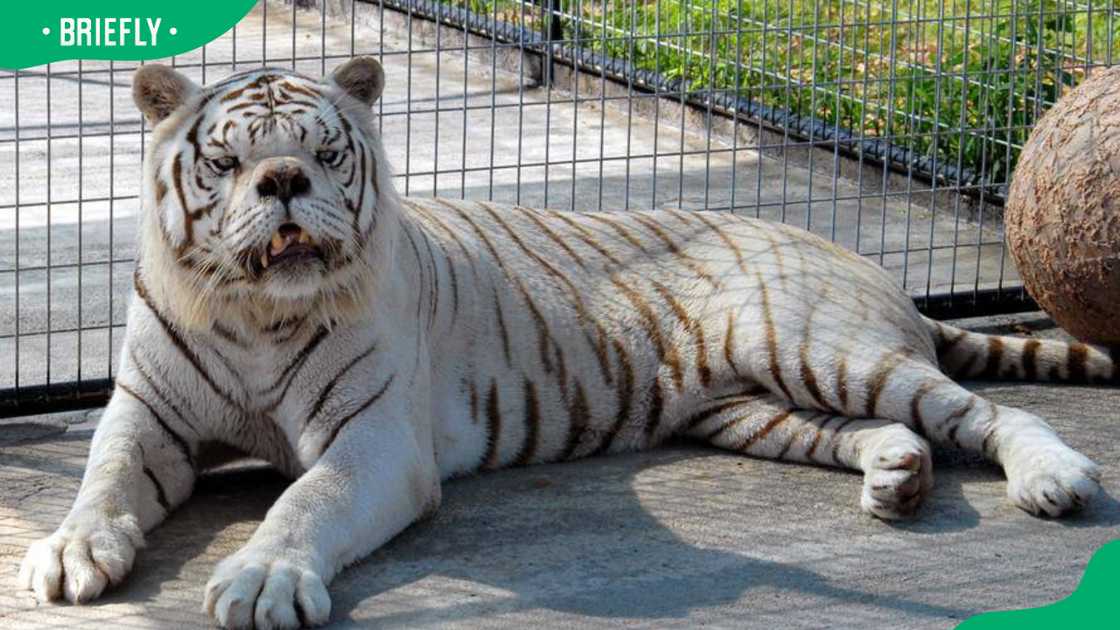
left=439, top=0, right=1120, bottom=192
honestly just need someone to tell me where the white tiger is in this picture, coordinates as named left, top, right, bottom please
left=18, top=58, right=1114, bottom=629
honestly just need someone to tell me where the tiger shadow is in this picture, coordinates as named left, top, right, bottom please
left=324, top=445, right=1117, bottom=626
left=322, top=446, right=991, bottom=626
left=15, top=431, right=1116, bottom=626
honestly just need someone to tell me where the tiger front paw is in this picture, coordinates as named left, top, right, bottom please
left=1005, top=441, right=1100, bottom=517
left=204, top=545, right=331, bottom=630
left=18, top=513, right=143, bottom=603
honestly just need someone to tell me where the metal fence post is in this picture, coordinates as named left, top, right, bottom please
left=540, top=0, right=563, bottom=87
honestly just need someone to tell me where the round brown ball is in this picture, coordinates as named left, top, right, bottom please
left=1005, top=65, right=1120, bottom=345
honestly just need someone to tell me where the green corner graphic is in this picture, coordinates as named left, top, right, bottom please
left=0, top=1, right=257, bottom=70
left=957, top=540, right=1120, bottom=629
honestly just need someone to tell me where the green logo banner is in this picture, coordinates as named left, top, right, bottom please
left=0, top=1, right=257, bottom=70
left=957, top=540, right=1120, bottom=629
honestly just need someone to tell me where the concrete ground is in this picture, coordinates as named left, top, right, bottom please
left=0, top=313, right=1118, bottom=629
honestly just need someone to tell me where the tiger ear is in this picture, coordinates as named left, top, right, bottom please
left=132, top=64, right=199, bottom=125
left=330, top=57, right=385, bottom=107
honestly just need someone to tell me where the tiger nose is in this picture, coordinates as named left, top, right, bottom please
left=256, top=164, right=311, bottom=205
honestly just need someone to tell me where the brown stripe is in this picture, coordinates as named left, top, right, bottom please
left=653, top=282, right=710, bottom=388
left=493, top=288, right=512, bottom=367
left=482, top=380, right=502, bottom=470
left=142, top=465, right=171, bottom=511
left=401, top=226, right=429, bottom=326
left=322, top=375, right=395, bottom=452
left=979, top=401, right=1001, bottom=457
left=354, top=145, right=368, bottom=222
left=1022, top=339, right=1041, bottom=381
left=955, top=351, right=979, bottom=379
left=737, top=410, right=794, bottom=450
left=866, top=351, right=905, bottom=418
left=683, top=397, right=757, bottom=432
left=128, top=346, right=203, bottom=438
left=980, top=337, right=1005, bottom=379
left=171, top=153, right=193, bottom=246
left=436, top=199, right=555, bottom=373
left=416, top=228, right=443, bottom=329
left=613, top=275, right=683, bottom=390
left=262, top=326, right=330, bottom=398
left=209, top=346, right=250, bottom=395
left=548, top=211, right=623, bottom=266
left=476, top=202, right=612, bottom=385
left=763, top=228, right=786, bottom=271
left=225, top=101, right=260, bottom=112
left=804, top=417, right=833, bottom=461
left=435, top=199, right=509, bottom=274
left=938, top=397, right=976, bottom=437
left=935, top=327, right=969, bottom=363
left=631, top=214, right=720, bottom=289
left=515, top=206, right=588, bottom=270
left=220, top=86, right=247, bottom=102
left=909, top=381, right=937, bottom=435
left=369, top=148, right=381, bottom=205
left=212, top=323, right=248, bottom=349
left=723, top=312, right=744, bottom=378
left=592, top=339, right=634, bottom=456
left=706, top=415, right=745, bottom=441
left=643, top=377, right=665, bottom=441
left=585, top=213, right=652, bottom=254
left=440, top=239, right=460, bottom=324
left=512, top=380, right=541, bottom=466
left=798, top=339, right=830, bottom=411
left=134, top=273, right=241, bottom=412
left=285, top=81, right=325, bottom=100
left=116, top=382, right=193, bottom=466
left=154, top=179, right=169, bottom=205
left=560, top=380, right=591, bottom=461
left=836, top=355, right=850, bottom=412
left=776, top=414, right=823, bottom=460
left=1067, top=343, right=1089, bottom=383
left=689, top=211, right=748, bottom=274
left=468, top=380, right=479, bottom=424
left=271, top=316, right=310, bottom=345
left=757, top=276, right=794, bottom=400
left=305, top=341, right=379, bottom=429
left=407, top=201, right=481, bottom=284
left=828, top=417, right=857, bottom=464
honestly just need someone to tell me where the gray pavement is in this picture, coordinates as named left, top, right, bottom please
left=1, top=313, right=1118, bottom=629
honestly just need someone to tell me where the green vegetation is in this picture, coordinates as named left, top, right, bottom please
left=439, top=0, right=1120, bottom=191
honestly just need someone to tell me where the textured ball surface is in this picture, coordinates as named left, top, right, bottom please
left=1005, top=66, right=1120, bottom=345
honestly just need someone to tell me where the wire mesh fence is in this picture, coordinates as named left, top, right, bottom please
left=1, top=0, right=1116, bottom=416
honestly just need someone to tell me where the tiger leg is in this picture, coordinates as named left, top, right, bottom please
left=682, top=392, right=933, bottom=520
left=19, top=380, right=198, bottom=603
left=857, top=357, right=1101, bottom=516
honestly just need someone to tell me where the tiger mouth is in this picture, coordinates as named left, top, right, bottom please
left=259, top=223, right=324, bottom=270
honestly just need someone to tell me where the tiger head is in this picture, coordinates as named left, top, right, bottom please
left=131, top=58, right=395, bottom=329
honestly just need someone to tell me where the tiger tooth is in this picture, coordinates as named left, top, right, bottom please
left=298, top=230, right=311, bottom=244
left=260, top=253, right=270, bottom=269
left=271, top=232, right=286, bottom=252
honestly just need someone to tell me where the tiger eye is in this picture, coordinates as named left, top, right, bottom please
left=211, top=156, right=239, bottom=172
